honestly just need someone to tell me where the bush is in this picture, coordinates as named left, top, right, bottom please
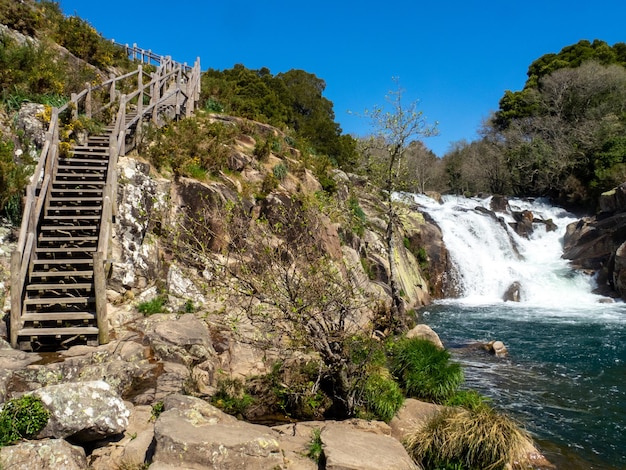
left=0, top=136, right=32, bottom=225
left=362, top=368, right=404, bottom=422
left=0, top=395, right=50, bottom=446
left=391, top=338, right=463, bottom=403
left=307, top=428, right=324, bottom=464
left=272, top=162, right=288, bottom=181
left=405, top=405, right=533, bottom=470
left=137, top=296, right=167, bottom=315
left=445, top=390, right=489, bottom=411
left=211, top=378, right=254, bottom=418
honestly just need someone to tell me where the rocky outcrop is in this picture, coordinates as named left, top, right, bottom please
left=406, top=324, right=444, bottom=349
left=563, top=182, right=626, bottom=298
left=503, top=281, right=522, bottom=302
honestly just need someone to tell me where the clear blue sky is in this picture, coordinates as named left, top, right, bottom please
left=59, top=0, right=626, bottom=157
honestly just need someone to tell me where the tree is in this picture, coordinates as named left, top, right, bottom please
left=361, top=79, right=437, bottom=331
left=169, top=192, right=381, bottom=417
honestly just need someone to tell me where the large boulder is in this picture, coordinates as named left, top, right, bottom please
left=0, top=439, right=87, bottom=470
left=151, top=394, right=284, bottom=469
left=33, top=380, right=130, bottom=443
left=321, top=422, right=418, bottom=470
left=142, top=313, right=216, bottom=366
left=406, top=324, right=444, bottom=349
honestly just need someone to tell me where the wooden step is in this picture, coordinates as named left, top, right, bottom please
left=33, top=258, right=93, bottom=268
left=50, top=189, right=103, bottom=196
left=57, top=165, right=107, bottom=171
left=42, top=215, right=102, bottom=220
left=17, top=327, right=99, bottom=336
left=21, top=312, right=95, bottom=321
left=59, top=158, right=108, bottom=165
left=41, top=225, right=98, bottom=231
left=47, top=206, right=102, bottom=212
left=51, top=181, right=106, bottom=187
left=49, top=196, right=103, bottom=203
left=24, top=296, right=95, bottom=306
left=38, top=236, right=98, bottom=242
left=26, top=282, right=93, bottom=291
left=35, top=246, right=97, bottom=253
left=31, top=270, right=94, bottom=278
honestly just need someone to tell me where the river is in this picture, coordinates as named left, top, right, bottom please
left=411, top=194, right=626, bottom=469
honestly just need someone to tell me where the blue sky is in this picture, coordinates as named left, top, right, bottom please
left=59, top=0, right=626, bottom=157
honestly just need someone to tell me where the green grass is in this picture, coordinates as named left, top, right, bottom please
left=137, top=295, right=167, bottom=315
left=0, top=395, right=49, bottom=446
left=391, top=337, right=463, bottom=403
left=362, top=368, right=404, bottom=422
left=306, top=428, right=324, bottom=463
left=405, top=405, right=533, bottom=470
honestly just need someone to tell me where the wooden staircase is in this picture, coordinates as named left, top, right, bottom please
left=10, top=45, right=201, bottom=351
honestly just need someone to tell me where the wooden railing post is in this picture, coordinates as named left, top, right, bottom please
left=93, top=250, right=109, bottom=344
left=137, top=65, right=144, bottom=115
left=10, top=250, right=21, bottom=348
left=85, top=82, right=92, bottom=118
left=109, top=73, right=117, bottom=104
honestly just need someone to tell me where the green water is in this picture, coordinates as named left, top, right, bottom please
left=419, top=303, right=626, bottom=469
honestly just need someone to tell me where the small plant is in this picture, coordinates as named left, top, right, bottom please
left=405, top=405, right=533, bottom=470
left=306, top=428, right=324, bottom=463
left=445, top=389, right=489, bottom=411
left=183, top=299, right=196, bottom=313
left=391, top=337, right=463, bottom=403
left=272, top=162, right=288, bottom=181
left=348, top=196, right=366, bottom=236
left=362, top=368, right=404, bottom=422
left=211, top=378, right=254, bottom=417
left=137, top=295, right=167, bottom=315
left=150, top=401, right=164, bottom=421
left=0, top=395, right=50, bottom=446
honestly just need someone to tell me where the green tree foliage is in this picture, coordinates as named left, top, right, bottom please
left=443, top=40, right=626, bottom=208
left=200, top=65, right=357, bottom=169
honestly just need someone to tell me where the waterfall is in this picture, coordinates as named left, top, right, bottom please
left=411, top=194, right=605, bottom=308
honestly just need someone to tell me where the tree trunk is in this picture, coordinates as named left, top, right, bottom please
left=385, top=201, right=407, bottom=334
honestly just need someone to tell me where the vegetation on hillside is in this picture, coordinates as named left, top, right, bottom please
left=438, top=39, right=626, bottom=209
left=201, top=65, right=358, bottom=169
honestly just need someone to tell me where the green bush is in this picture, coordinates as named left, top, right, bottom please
left=405, top=405, right=533, bottom=470
left=0, top=136, right=32, bottom=225
left=362, top=368, right=404, bottom=422
left=391, top=338, right=463, bottom=403
left=272, top=162, right=288, bottom=181
left=445, top=390, right=489, bottom=411
left=211, top=378, right=254, bottom=418
left=0, top=395, right=50, bottom=446
left=137, top=296, right=167, bottom=315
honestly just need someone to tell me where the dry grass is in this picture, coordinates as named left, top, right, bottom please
left=405, top=405, right=534, bottom=470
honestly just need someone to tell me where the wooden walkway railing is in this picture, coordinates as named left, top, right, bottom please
left=10, top=44, right=201, bottom=350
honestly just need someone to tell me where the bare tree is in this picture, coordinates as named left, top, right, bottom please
left=169, top=192, right=379, bottom=417
left=360, top=79, right=438, bottom=331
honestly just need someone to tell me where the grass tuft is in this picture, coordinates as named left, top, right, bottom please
left=405, top=405, right=534, bottom=470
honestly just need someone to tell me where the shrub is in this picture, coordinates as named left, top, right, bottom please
left=211, top=378, right=254, bottom=418
left=0, top=136, right=32, bottom=225
left=272, top=162, right=288, bottom=181
left=150, top=401, right=164, bottom=421
left=391, top=338, right=463, bottom=403
left=405, top=405, right=533, bottom=470
left=445, top=390, right=489, bottom=411
left=137, top=296, right=167, bottom=315
left=0, top=395, right=50, bottom=446
left=362, top=368, right=404, bottom=422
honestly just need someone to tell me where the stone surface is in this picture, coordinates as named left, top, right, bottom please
left=152, top=394, right=283, bottom=469
left=0, top=438, right=87, bottom=470
left=503, top=281, right=522, bottom=302
left=406, top=324, right=444, bottom=349
left=322, top=422, right=418, bottom=470
left=34, top=380, right=130, bottom=443
left=389, top=398, right=442, bottom=441
left=142, top=313, right=215, bottom=366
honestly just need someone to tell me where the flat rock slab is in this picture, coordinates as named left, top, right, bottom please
left=0, top=438, right=87, bottom=470
left=322, top=423, right=418, bottom=470
left=152, top=394, right=283, bottom=469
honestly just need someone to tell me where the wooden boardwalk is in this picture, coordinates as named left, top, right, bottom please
left=10, top=45, right=201, bottom=350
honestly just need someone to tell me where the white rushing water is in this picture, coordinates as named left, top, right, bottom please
left=409, top=194, right=608, bottom=309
